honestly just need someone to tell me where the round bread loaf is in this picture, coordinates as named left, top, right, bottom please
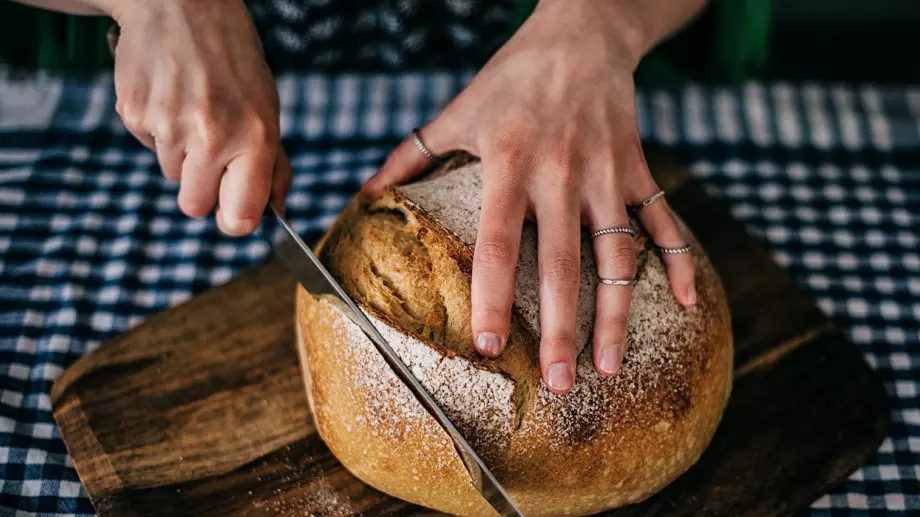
left=294, top=156, right=733, bottom=516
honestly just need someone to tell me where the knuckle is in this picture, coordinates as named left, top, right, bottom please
left=543, top=253, right=580, bottom=287
left=601, top=314, right=629, bottom=333
left=189, top=108, right=222, bottom=150
left=472, top=306, right=511, bottom=328
left=158, top=158, right=181, bottom=181
left=672, top=255, right=696, bottom=277
left=543, top=330, right=576, bottom=352
left=161, top=168, right=181, bottom=182
left=153, top=118, right=177, bottom=144
left=544, top=157, right=581, bottom=192
left=242, top=110, right=276, bottom=144
left=606, top=241, right=637, bottom=277
left=236, top=200, right=268, bottom=221
left=475, top=235, right=517, bottom=270
left=488, top=141, right=529, bottom=174
left=178, top=194, right=215, bottom=219
left=610, top=240, right=637, bottom=263
left=117, top=102, right=144, bottom=131
left=603, top=241, right=636, bottom=278
left=550, top=143, right=579, bottom=174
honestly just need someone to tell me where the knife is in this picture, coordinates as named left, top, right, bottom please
left=262, top=205, right=524, bottom=517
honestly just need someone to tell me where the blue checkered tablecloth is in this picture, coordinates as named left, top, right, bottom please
left=0, top=71, right=918, bottom=515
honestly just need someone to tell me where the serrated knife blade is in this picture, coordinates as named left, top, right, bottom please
left=262, top=206, right=524, bottom=517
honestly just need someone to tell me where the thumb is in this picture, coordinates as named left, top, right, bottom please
left=360, top=123, right=453, bottom=200
left=270, top=145, right=293, bottom=215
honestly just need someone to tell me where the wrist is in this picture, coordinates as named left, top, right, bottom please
left=533, top=0, right=654, bottom=67
left=535, top=0, right=707, bottom=66
left=81, top=0, right=197, bottom=23
left=76, top=0, right=148, bottom=20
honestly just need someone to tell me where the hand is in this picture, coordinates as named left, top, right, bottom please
left=362, top=0, right=700, bottom=393
left=105, top=0, right=290, bottom=235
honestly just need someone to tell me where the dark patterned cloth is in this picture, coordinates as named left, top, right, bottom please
left=1, top=73, right=918, bottom=515
left=247, top=0, right=517, bottom=70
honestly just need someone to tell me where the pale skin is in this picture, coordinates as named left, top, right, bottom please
left=17, top=0, right=705, bottom=393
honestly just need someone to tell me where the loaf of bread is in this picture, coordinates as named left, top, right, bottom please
left=294, top=155, right=733, bottom=516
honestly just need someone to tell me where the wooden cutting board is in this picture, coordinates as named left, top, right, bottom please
left=51, top=148, right=888, bottom=516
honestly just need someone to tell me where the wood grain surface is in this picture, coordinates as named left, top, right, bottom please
left=51, top=148, right=888, bottom=516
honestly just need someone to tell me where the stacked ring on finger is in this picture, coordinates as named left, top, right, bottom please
left=411, top=128, right=440, bottom=164
left=598, top=278, right=637, bottom=287
left=659, top=244, right=693, bottom=255
left=590, top=226, right=637, bottom=239
left=593, top=226, right=638, bottom=287
left=632, top=190, right=666, bottom=211
left=629, top=190, right=694, bottom=255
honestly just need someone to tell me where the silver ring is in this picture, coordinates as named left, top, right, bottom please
left=599, top=278, right=637, bottom=287
left=411, top=128, right=438, bottom=163
left=636, top=190, right=666, bottom=210
left=659, top=244, right=692, bottom=255
left=591, top=226, right=637, bottom=239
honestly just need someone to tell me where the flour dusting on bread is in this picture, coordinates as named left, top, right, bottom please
left=332, top=298, right=515, bottom=463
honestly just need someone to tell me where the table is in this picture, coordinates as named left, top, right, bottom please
left=1, top=71, right=917, bottom=515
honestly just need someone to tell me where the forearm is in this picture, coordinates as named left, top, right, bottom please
left=9, top=0, right=206, bottom=20
left=536, top=0, right=709, bottom=64
left=9, top=0, right=105, bottom=16
left=622, top=0, right=709, bottom=53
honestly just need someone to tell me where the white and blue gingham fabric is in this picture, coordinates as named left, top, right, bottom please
left=0, top=72, right=918, bottom=515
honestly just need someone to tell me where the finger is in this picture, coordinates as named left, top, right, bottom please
left=149, top=98, right=184, bottom=181
left=113, top=77, right=155, bottom=151
left=215, top=148, right=275, bottom=236
left=270, top=144, right=293, bottom=215
left=471, top=156, right=527, bottom=359
left=635, top=192, right=697, bottom=306
left=115, top=102, right=155, bottom=151
left=360, top=124, right=452, bottom=199
left=536, top=186, right=581, bottom=394
left=155, top=141, right=185, bottom=182
left=177, top=145, right=224, bottom=220
left=126, top=126, right=156, bottom=152
left=586, top=193, right=636, bottom=376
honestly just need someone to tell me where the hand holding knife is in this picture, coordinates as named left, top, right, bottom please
left=106, top=26, right=521, bottom=514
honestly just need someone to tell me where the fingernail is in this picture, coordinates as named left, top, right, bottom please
left=599, top=345, right=623, bottom=375
left=546, top=362, right=573, bottom=392
left=476, top=332, right=503, bottom=357
left=686, top=284, right=698, bottom=305
left=223, top=216, right=260, bottom=235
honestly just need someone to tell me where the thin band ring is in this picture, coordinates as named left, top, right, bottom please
left=659, top=244, right=692, bottom=255
left=635, top=190, right=666, bottom=210
left=591, top=226, right=637, bottom=239
left=598, top=278, right=637, bottom=287
left=411, top=128, right=439, bottom=163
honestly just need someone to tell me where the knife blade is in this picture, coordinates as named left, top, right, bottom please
left=262, top=205, right=524, bottom=517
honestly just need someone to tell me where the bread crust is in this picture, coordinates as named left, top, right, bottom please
left=295, top=157, right=733, bottom=516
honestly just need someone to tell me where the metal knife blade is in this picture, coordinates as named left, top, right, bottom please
left=262, top=206, right=524, bottom=517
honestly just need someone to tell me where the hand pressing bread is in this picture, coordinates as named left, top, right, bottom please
left=362, top=0, right=708, bottom=393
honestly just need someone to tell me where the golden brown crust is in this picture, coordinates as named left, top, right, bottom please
left=294, top=157, right=733, bottom=516
left=296, top=290, right=497, bottom=517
